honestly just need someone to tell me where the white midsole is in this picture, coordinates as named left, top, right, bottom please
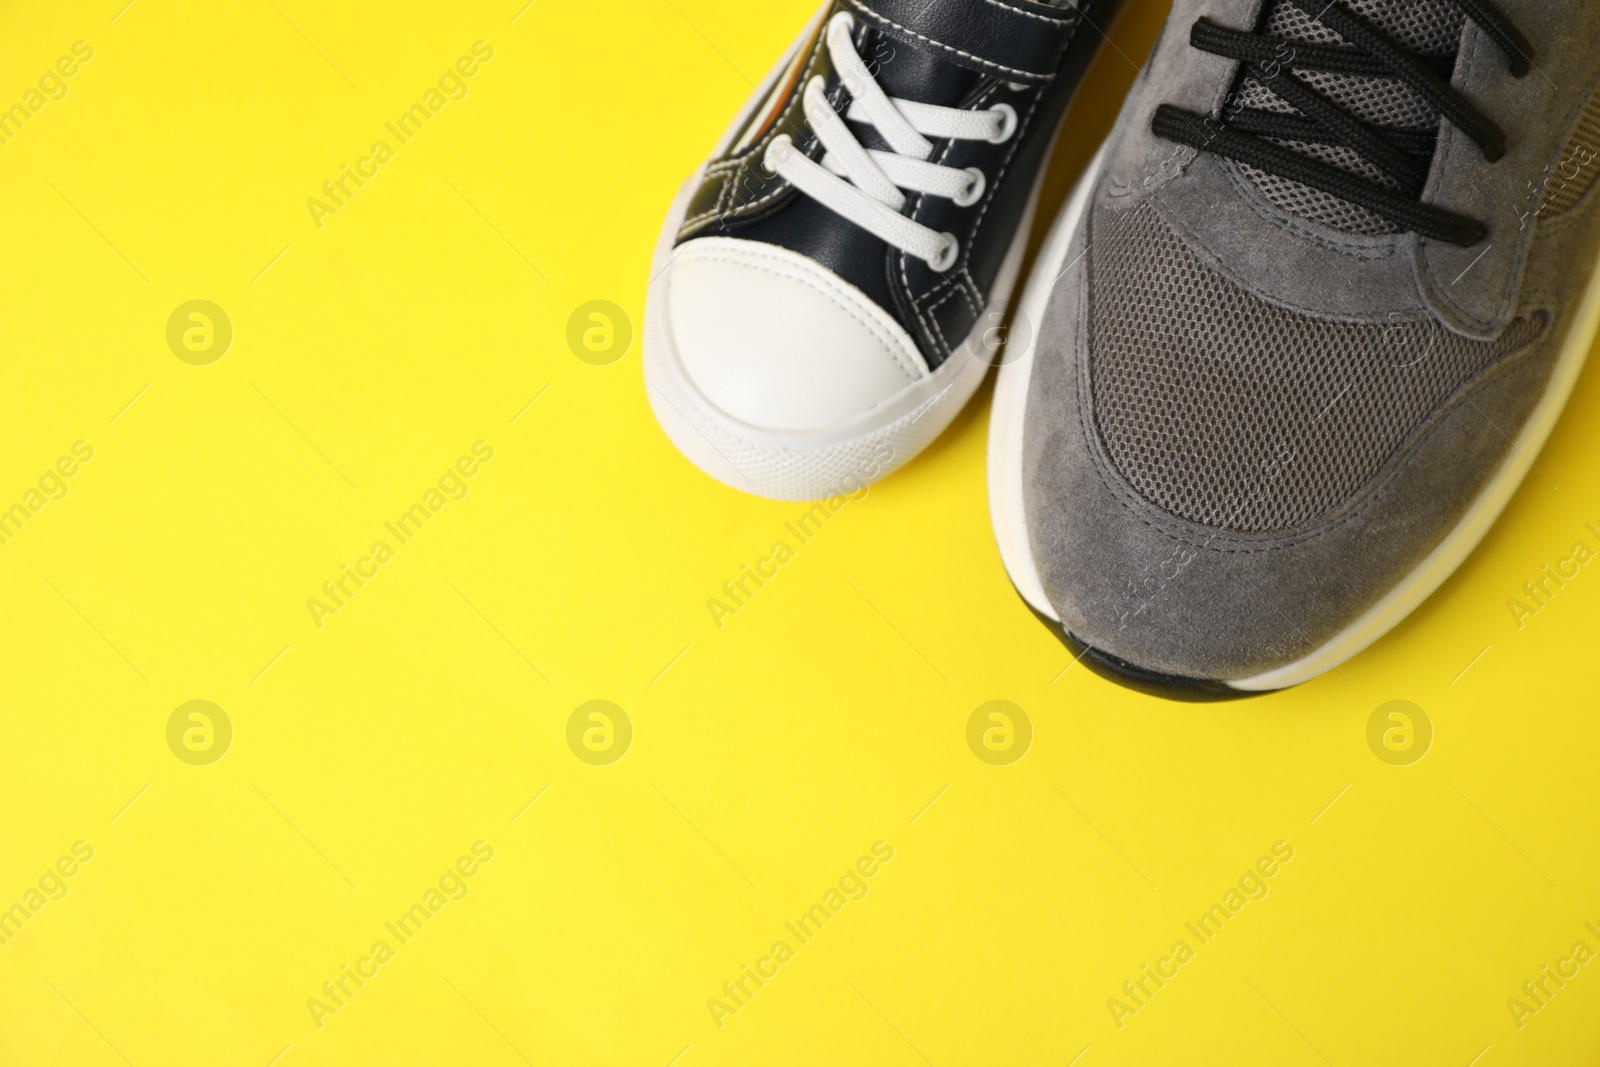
left=988, top=147, right=1600, bottom=691
left=987, top=147, right=1104, bottom=622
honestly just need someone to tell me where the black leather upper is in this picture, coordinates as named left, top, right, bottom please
left=843, top=0, right=1083, bottom=83
left=676, top=0, right=1116, bottom=370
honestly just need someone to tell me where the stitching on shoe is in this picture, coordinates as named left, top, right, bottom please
left=1217, top=160, right=1402, bottom=262
left=957, top=268, right=984, bottom=317
left=924, top=283, right=964, bottom=323
left=924, top=82, right=1001, bottom=265
left=963, top=81, right=1041, bottom=266
left=900, top=80, right=1037, bottom=358
left=917, top=274, right=965, bottom=301
left=891, top=82, right=1005, bottom=358
left=1420, top=28, right=1524, bottom=335
left=927, top=272, right=982, bottom=324
left=1070, top=246, right=1554, bottom=554
left=841, top=0, right=1053, bottom=81
left=1153, top=197, right=1415, bottom=321
left=903, top=253, right=953, bottom=360
left=679, top=22, right=833, bottom=235
left=975, top=0, right=1075, bottom=27
left=1108, top=143, right=1196, bottom=200
left=1085, top=335, right=1550, bottom=555
left=712, top=171, right=735, bottom=225
left=1107, top=18, right=1241, bottom=202
left=681, top=162, right=788, bottom=230
left=899, top=207, right=950, bottom=358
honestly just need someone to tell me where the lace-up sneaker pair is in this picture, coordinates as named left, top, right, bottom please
left=647, top=0, right=1600, bottom=696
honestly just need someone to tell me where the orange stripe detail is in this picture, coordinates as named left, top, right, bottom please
left=750, top=20, right=826, bottom=145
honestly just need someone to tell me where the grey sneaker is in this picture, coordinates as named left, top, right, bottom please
left=989, top=0, right=1600, bottom=698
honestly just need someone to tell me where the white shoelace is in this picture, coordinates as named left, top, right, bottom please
left=763, top=12, right=1017, bottom=272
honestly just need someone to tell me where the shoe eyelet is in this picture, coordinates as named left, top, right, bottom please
left=952, top=167, right=986, bottom=207
left=763, top=134, right=795, bottom=175
left=988, top=103, right=1018, bottom=144
left=928, top=234, right=959, bottom=272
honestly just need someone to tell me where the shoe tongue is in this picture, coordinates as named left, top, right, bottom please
left=1263, top=0, right=1466, bottom=56
left=1260, top=0, right=1467, bottom=124
left=1235, top=0, right=1468, bottom=235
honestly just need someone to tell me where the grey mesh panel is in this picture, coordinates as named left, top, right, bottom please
left=1233, top=0, right=1467, bottom=234
left=1295, top=69, right=1438, bottom=127
left=1234, top=64, right=1413, bottom=234
left=1239, top=151, right=1399, bottom=235
left=1542, top=90, right=1600, bottom=217
left=1266, top=0, right=1464, bottom=53
left=1088, top=205, right=1546, bottom=532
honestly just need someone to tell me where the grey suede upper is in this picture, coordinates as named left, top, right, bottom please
left=1021, top=0, right=1600, bottom=680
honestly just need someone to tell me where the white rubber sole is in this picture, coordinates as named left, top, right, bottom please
left=989, top=148, right=1600, bottom=693
left=988, top=146, right=1102, bottom=623
left=641, top=13, right=1045, bottom=502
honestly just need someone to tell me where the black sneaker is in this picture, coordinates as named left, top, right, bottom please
left=644, top=0, right=1118, bottom=500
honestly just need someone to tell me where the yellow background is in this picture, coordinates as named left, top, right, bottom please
left=2, top=1, right=1598, bottom=1064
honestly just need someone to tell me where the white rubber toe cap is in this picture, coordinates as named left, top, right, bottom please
left=663, top=237, right=929, bottom=431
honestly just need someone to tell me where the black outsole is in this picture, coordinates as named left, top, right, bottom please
left=1022, top=599, right=1276, bottom=704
